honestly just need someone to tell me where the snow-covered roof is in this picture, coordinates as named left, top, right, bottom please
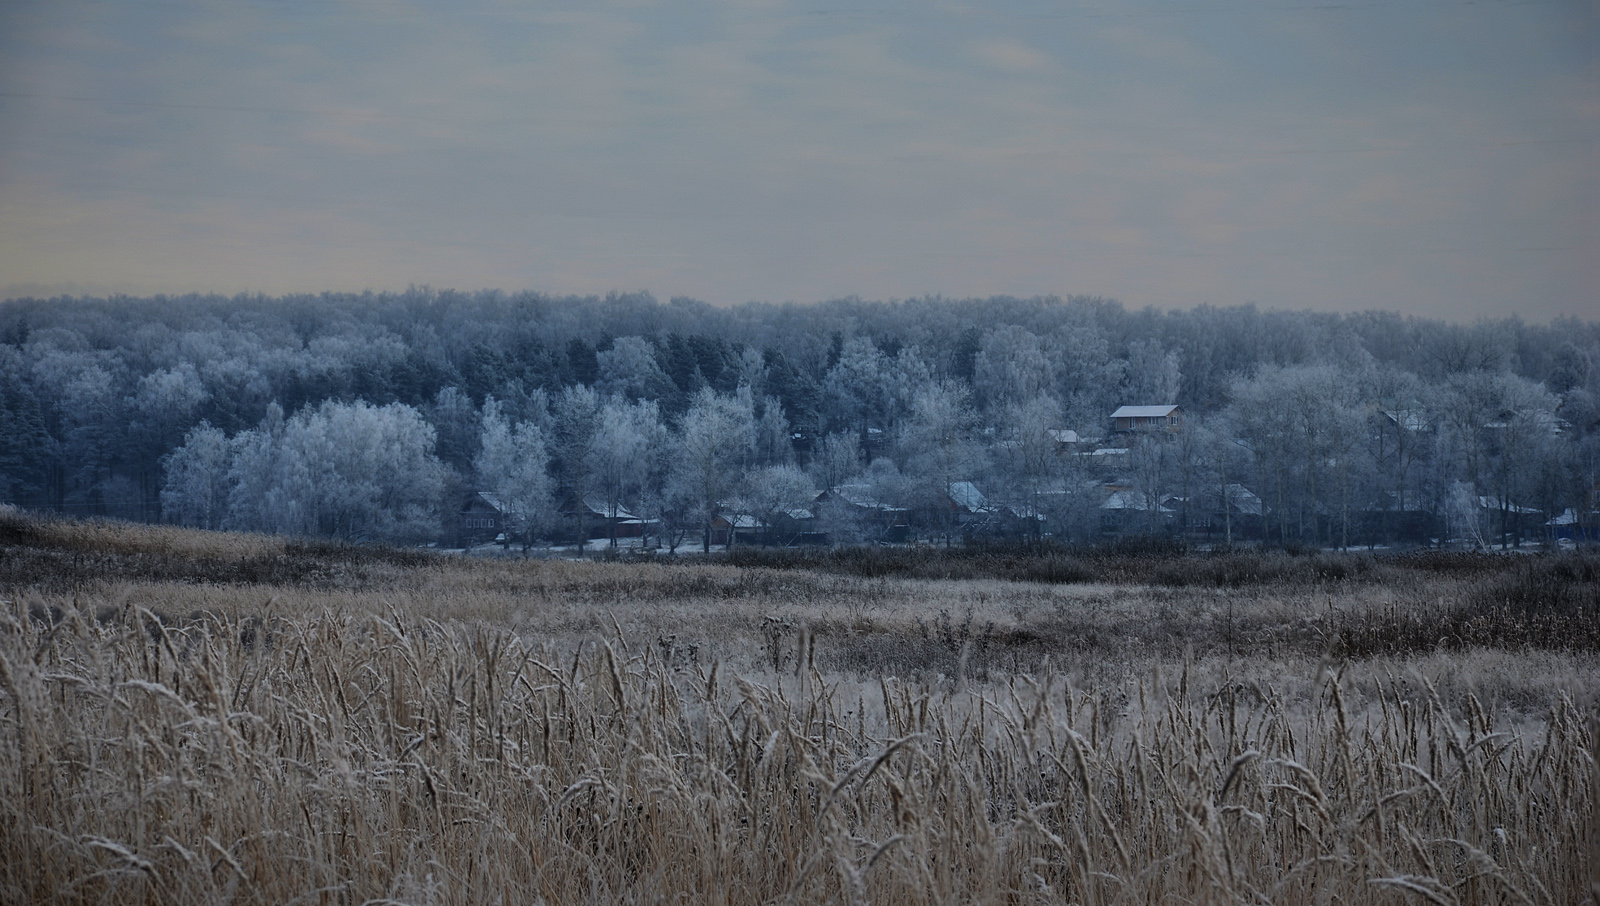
left=1382, top=409, right=1429, bottom=432
left=1004, top=504, right=1047, bottom=521
left=829, top=484, right=881, bottom=509
left=1547, top=508, right=1579, bottom=526
left=1477, top=496, right=1540, bottom=515
left=1049, top=428, right=1080, bottom=444
left=1111, top=405, right=1179, bottom=419
left=948, top=481, right=989, bottom=511
left=823, top=485, right=908, bottom=513
left=1101, top=490, right=1171, bottom=513
left=1483, top=411, right=1568, bottom=435
left=581, top=496, right=641, bottom=520
left=1224, top=484, right=1267, bottom=516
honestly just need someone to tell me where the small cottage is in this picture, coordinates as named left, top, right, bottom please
left=1110, top=405, right=1182, bottom=433
left=457, top=492, right=506, bottom=548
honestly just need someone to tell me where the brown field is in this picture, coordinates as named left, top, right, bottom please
left=2, top=510, right=1597, bottom=904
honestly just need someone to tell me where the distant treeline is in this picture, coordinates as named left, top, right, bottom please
left=0, top=290, right=1596, bottom=548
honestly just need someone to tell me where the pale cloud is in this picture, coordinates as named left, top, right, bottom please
left=967, top=39, right=1057, bottom=75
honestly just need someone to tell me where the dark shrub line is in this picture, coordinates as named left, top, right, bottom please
left=719, top=541, right=1598, bottom=589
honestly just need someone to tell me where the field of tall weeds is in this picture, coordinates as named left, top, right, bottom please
left=2, top=511, right=1597, bottom=904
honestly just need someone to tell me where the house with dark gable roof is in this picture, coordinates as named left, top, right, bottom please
left=457, top=492, right=506, bottom=548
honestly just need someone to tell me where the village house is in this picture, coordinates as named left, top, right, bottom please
left=1165, top=484, right=1269, bottom=542
left=456, top=492, right=506, bottom=548
left=709, top=513, right=761, bottom=546
left=1379, top=399, right=1430, bottom=433
left=710, top=505, right=824, bottom=547
left=1098, top=484, right=1171, bottom=535
left=557, top=493, right=651, bottom=544
left=812, top=485, right=911, bottom=543
left=941, top=481, right=996, bottom=536
left=1110, top=404, right=1182, bottom=433
left=1048, top=428, right=1081, bottom=453
left=946, top=481, right=990, bottom=516
left=1545, top=482, right=1599, bottom=544
left=1078, top=446, right=1129, bottom=470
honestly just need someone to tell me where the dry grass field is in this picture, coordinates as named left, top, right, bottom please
left=2, top=510, right=1597, bottom=904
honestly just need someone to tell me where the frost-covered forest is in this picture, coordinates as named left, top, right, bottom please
left=1, top=290, right=1596, bottom=549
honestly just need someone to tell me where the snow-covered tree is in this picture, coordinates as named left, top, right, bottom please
left=900, top=381, right=982, bottom=542
left=861, top=457, right=914, bottom=515
left=669, top=387, right=755, bottom=552
left=822, top=338, right=929, bottom=459
left=823, top=337, right=893, bottom=446
left=0, top=349, right=51, bottom=506
left=974, top=325, right=1055, bottom=413
left=554, top=384, right=602, bottom=548
left=129, top=364, right=209, bottom=469
left=1124, top=339, right=1181, bottom=406
left=738, top=464, right=816, bottom=544
left=4, top=291, right=1597, bottom=548
left=1364, top=366, right=1430, bottom=543
left=429, top=386, right=481, bottom=473
left=809, top=432, right=861, bottom=493
left=736, top=346, right=768, bottom=397
left=593, top=396, right=668, bottom=547
left=37, top=354, right=122, bottom=513
left=991, top=394, right=1062, bottom=540
left=1125, top=429, right=1174, bottom=535
left=475, top=396, right=554, bottom=550
left=226, top=400, right=443, bottom=541
left=597, top=337, right=676, bottom=402
left=1230, top=365, right=1366, bottom=546
left=754, top=397, right=793, bottom=466
left=160, top=421, right=235, bottom=530
left=1482, top=375, right=1560, bottom=547
left=1186, top=416, right=1247, bottom=544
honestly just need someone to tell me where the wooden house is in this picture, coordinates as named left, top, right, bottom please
left=709, top=513, right=762, bottom=546
left=557, top=494, right=651, bottom=542
left=812, top=486, right=911, bottom=543
left=1048, top=428, right=1081, bottom=453
left=457, top=492, right=506, bottom=548
left=1110, top=404, right=1182, bottom=433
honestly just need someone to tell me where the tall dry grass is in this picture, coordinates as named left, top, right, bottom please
left=1, top=605, right=1594, bottom=905
left=2, top=512, right=1596, bottom=903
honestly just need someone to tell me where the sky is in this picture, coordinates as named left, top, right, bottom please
left=0, top=0, right=1594, bottom=321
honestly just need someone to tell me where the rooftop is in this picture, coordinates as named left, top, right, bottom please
left=1111, top=405, right=1179, bottom=419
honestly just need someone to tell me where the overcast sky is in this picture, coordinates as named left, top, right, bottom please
left=0, top=0, right=1594, bottom=320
